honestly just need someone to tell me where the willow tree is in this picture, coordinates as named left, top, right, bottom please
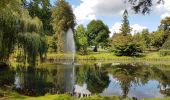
left=51, top=0, right=76, bottom=52
left=0, top=0, right=47, bottom=65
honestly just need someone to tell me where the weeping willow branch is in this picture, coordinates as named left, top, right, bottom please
left=0, top=0, right=46, bottom=65
left=17, top=32, right=48, bottom=66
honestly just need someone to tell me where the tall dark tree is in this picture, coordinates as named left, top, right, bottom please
left=51, top=0, right=76, bottom=52
left=120, top=10, right=131, bottom=36
left=87, top=20, right=110, bottom=52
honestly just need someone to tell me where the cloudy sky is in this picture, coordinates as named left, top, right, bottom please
left=51, top=0, right=170, bottom=36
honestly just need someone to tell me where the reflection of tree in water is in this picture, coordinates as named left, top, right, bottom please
left=15, top=66, right=55, bottom=96
left=107, top=63, right=170, bottom=97
left=75, top=64, right=110, bottom=94
left=0, top=66, right=15, bottom=87
left=49, top=65, right=74, bottom=94
left=151, top=65, right=170, bottom=96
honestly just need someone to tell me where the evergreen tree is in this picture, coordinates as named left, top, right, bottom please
left=120, top=10, right=131, bottom=36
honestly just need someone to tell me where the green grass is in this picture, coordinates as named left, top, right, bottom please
left=145, top=98, right=170, bottom=100
left=4, top=92, right=170, bottom=100
left=45, top=51, right=170, bottom=65
left=3, top=91, right=129, bottom=100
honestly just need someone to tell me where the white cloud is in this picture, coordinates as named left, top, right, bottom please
left=73, top=0, right=131, bottom=24
left=109, top=22, right=122, bottom=37
left=154, top=0, right=170, bottom=18
left=93, top=0, right=128, bottom=16
left=110, top=22, right=147, bottom=37
left=131, top=24, right=147, bottom=35
left=73, top=0, right=97, bottom=24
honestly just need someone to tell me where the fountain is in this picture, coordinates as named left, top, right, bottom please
left=64, top=28, right=76, bottom=95
left=65, top=28, right=76, bottom=63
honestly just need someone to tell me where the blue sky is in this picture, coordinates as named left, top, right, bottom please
left=51, top=0, right=170, bottom=36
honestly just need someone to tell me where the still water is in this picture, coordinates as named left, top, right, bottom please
left=0, top=63, right=170, bottom=99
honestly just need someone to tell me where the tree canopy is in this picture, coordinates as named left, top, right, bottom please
left=0, top=0, right=47, bottom=65
left=87, top=20, right=110, bottom=52
left=75, top=25, right=88, bottom=55
left=120, top=10, right=131, bottom=36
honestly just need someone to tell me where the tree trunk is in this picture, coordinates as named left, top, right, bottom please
left=93, top=45, right=98, bottom=52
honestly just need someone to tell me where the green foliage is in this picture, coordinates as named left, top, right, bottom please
left=17, top=32, right=48, bottom=66
left=87, top=20, right=110, bottom=52
left=160, top=37, right=170, bottom=56
left=161, top=17, right=170, bottom=30
left=120, top=10, right=131, bottom=36
left=48, top=35, right=58, bottom=53
left=112, top=34, right=143, bottom=56
left=162, top=37, right=170, bottom=50
left=0, top=0, right=47, bottom=66
left=133, top=29, right=151, bottom=50
left=51, top=0, right=76, bottom=52
left=111, top=11, right=143, bottom=56
left=75, top=25, right=88, bottom=55
left=22, top=0, right=53, bottom=35
left=159, top=49, right=170, bottom=56
left=128, top=0, right=164, bottom=14
left=151, top=30, right=165, bottom=49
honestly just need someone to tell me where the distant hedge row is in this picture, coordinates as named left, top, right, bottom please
left=159, top=49, right=170, bottom=56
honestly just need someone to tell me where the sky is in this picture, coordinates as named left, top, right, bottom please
left=51, top=0, right=170, bottom=37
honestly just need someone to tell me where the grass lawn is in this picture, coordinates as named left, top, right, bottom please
left=3, top=92, right=170, bottom=100
left=46, top=51, right=170, bottom=65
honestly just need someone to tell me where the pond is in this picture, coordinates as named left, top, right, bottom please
left=0, top=62, right=170, bottom=99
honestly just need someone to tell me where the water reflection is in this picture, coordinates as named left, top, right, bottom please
left=0, top=63, right=169, bottom=99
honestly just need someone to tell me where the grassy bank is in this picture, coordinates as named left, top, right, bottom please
left=3, top=92, right=170, bottom=100
left=0, top=92, right=170, bottom=100
left=46, top=51, right=170, bottom=64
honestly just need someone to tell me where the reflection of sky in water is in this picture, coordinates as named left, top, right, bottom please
left=2, top=63, right=169, bottom=98
left=128, top=80, right=164, bottom=98
left=101, top=74, right=164, bottom=98
left=101, top=74, right=122, bottom=96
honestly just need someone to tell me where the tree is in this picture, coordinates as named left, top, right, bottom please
left=151, top=30, right=165, bottom=50
left=48, top=35, right=58, bottom=53
left=120, top=10, right=131, bottom=36
left=128, top=0, right=164, bottom=14
left=141, top=29, right=151, bottom=49
left=51, top=0, right=76, bottom=52
left=133, top=33, right=146, bottom=50
left=112, top=12, right=142, bottom=56
left=112, top=34, right=142, bottom=56
left=75, top=25, right=88, bottom=55
left=87, top=20, right=110, bottom=52
left=21, top=0, right=53, bottom=35
left=0, top=0, right=47, bottom=65
left=160, top=17, right=170, bottom=44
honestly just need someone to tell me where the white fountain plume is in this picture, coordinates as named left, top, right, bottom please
left=65, top=28, right=76, bottom=63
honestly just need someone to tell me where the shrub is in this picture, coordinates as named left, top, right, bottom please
left=159, top=49, right=170, bottom=56
left=114, top=43, right=143, bottom=56
left=112, top=34, right=143, bottom=56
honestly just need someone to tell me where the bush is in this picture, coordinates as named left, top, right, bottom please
left=159, top=49, right=170, bottom=56
left=114, top=43, right=143, bottom=56
left=112, top=34, right=143, bottom=56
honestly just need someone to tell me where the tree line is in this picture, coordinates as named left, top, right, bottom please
left=0, top=0, right=169, bottom=66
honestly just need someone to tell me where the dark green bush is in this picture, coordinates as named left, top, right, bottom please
left=114, top=43, right=143, bottom=56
